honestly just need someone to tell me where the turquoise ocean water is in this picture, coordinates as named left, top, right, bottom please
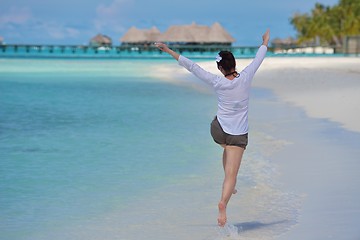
left=1, top=58, right=303, bottom=240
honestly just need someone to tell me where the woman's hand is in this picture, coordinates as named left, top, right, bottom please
left=154, top=42, right=170, bottom=53
left=154, top=42, right=180, bottom=60
left=262, top=29, right=270, bottom=47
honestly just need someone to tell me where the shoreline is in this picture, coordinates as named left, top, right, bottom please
left=3, top=57, right=359, bottom=240
left=149, top=56, right=360, bottom=239
left=189, top=57, right=360, bottom=134
left=253, top=57, right=360, bottom=133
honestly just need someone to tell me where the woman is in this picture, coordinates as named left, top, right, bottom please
left=155, top=29, right=270, bottom=227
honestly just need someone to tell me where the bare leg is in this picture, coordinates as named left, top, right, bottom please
left=222, top=146, right=226, bottom=169
left=222, top=146, right=238, bottom=194
left=218, top=145, right=244, bottom=227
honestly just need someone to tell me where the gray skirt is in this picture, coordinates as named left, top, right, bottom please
left=210, top=116, right=248, bottom=149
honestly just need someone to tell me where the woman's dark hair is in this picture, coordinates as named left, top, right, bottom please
left=217, top=51, right=236, bottom=72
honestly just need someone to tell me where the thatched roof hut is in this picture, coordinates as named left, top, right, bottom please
left=120, top=22, right=235, bottom=45
left=147, top=26, right=161, bottom=42
left=159, top=22, right=235, bottom=44
left=160, top=22, right=207, bottom=43
left=89, top=34, right=112, bottom=47
left=208, top=22, right=236, bottom=43
left=271, top=37, right=297, bottom=48
left=120, top=26, right=161, bottom=44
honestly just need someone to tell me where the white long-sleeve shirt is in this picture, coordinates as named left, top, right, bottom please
left=178, top=45, right=267, bottom=135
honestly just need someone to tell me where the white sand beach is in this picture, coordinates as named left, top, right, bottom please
left=150, top=56, right=360, bottom=239
left=194, top=57, right=360, bottom=133
left=4, top=56, right=359, bottom=240
left=153, top=56, right=360, bottom=133
left=254, top=57, right=360, bottom=133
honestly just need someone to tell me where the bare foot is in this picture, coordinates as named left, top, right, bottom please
left=233, top=189, right=237, bottom=194
left=217, top=201, right=227, bottom=227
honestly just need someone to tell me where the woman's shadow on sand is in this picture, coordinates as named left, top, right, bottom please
left=233, top=220, right=289, bottom=233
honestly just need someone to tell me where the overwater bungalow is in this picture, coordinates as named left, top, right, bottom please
left=271, top=37, right=297, bottom=49
left=159, top=22, right=235, bottom=45
left=120, top=22, right=235, bottom=46
left=89, top=34, right=112, bottom=47
left=120, top=26, right=161, bottom=46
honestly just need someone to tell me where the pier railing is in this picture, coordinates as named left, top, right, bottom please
left=0, top=44, right=347, bottom=58
left=0, top=44, right=261, bottom=58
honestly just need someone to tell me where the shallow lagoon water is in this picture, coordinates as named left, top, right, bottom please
left=1, top=58, right=339, bottom=240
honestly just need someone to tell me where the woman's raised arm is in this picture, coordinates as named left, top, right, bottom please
left=154, top=42, right=180, bottom=60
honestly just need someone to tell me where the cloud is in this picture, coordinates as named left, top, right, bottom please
left=36, top=22, right=81, bottom=40
left=93, top=0, right=130, bottom=33
left=0, top=5, right=82, bottom=43
left=96, top=0, right=127, bottom=17
left=0, top=6, right=32, bottom=27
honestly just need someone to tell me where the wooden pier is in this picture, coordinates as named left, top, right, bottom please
left=0, top=44, right=261, bottom=58
left=0, top=43, right=346, bottom=58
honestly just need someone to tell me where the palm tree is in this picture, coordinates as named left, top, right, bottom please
left=289, top=13, right=312, bottom=44
left=290, top=0, right=360, bottom=47
left=337, top=0, right=360, bottom=35
left=309, top=4, right=330, bottom=44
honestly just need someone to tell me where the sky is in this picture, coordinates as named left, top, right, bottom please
left=0, top=0, right=340, bottom=46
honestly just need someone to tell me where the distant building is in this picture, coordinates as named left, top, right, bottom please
left=89, top=34, right=112, bottom=47
left=120, top=26, right=161, bottom=46
left=160, top=22, right=235, bottom=45
left=120, top=22, right=235, bottom=46
left=271, top=37, right=297, bottom=49
left=343, top=35, right=360, bottom=54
